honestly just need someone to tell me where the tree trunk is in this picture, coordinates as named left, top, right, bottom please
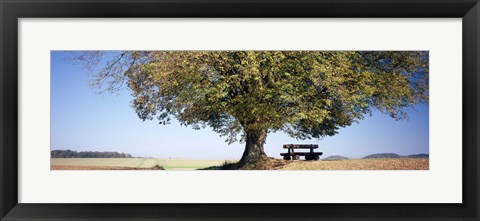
left=238, top=130, right=268, bottom=166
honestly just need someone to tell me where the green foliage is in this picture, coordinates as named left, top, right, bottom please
left=74, top=51, right=428, bottom=144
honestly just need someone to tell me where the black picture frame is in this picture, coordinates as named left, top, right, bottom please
left=1, top=0, right=479, bottom=220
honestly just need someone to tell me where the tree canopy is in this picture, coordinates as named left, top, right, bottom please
left=73, top=51, right=428, bottom=165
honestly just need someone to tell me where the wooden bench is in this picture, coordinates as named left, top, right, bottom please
left=280, top=144, right=323, bottom=161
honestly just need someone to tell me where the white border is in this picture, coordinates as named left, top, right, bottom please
left=19, top=18, right=462, bottom=203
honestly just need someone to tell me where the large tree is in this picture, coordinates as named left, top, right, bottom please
left=73, top=51, right=428, bottom=166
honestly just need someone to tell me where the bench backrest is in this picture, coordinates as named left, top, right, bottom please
left=283, top=144, right=318, bottom=149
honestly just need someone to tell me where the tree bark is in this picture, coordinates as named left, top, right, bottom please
left=238, top=130, right=268, bottom=166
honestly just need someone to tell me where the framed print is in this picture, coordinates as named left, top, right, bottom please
left=1, top=0, right=479, bottom=220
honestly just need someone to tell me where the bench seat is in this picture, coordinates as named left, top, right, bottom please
left=280, top=152, right=323, bottom=156
left=281, top=144, right=322, bottom=160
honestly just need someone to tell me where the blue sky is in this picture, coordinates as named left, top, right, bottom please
left=51, top=51, right=429, bottom=159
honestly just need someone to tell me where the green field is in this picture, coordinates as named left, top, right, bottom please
left=51, top=158, right=227, bottom=170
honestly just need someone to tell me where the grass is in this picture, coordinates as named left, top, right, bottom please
left=51, top=158, right=225, bottom=170
left=51, top=165, right=166, bottom=170
left=51, top=158, right=429, bottom=170
left=201, top=158, right=290, bottom=170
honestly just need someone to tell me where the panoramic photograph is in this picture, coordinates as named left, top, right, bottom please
left=51, top=51, right=429, bottom=170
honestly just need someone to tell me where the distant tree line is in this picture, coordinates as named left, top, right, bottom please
left=51, top=150, right=133, bottom=158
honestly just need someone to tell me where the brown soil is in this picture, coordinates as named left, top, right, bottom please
left=202, top=158, right=429, bottom=170
left=281, top=158, right=429, bottom=170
